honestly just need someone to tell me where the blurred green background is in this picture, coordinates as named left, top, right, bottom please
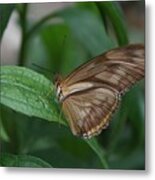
left=0, top=1, right=145, bottom=169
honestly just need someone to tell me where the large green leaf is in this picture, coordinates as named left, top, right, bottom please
left=0, top=153, right=52, bottom=167
left=0, top=66, right=108, bottom=168
left=0, top=66, right=65, bottom=125
left=0, top=4, right=15, bottom=40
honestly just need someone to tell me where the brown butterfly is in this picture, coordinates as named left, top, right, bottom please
left=55, top=44, right=145, bottom=138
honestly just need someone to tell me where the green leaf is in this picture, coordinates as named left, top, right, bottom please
left=0, top=153, right=52, bottom=167
left=0, top=66, right=109, bottom=168
left=27, top=4, right=114, bottom=58
left=57, top=6, right=114, bottom=56
left=0, top=66, right=66, bottom=125
left=0, top=4, right=15, bottom=40
left=0, top=107, right=104, bottom=168
left=96, top=2, right=129, bottom=46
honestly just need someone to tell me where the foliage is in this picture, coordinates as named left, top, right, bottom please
left=0, top=153, right=52, bottom=167
left=0, top=2, right=144, bottom=169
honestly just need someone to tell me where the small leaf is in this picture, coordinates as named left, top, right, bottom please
left=0, top=153, right=52, bottom=167
left=0, top=66, right=66, bottom=125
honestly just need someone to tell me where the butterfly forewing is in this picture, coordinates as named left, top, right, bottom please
left=62, top=44, right=144, bottom=87
left=57, top=44, right=144, bottom=138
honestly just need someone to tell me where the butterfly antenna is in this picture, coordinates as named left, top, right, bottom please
left=32, top=63, right=54, bottom=75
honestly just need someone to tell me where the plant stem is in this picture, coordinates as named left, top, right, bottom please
left=18, top=4, right=28, bottom=66
left=96, top=2, right=129, bottom=46
left=86, top=138, right=109, bottom=169
left=17, top=4, right=58, bottom=65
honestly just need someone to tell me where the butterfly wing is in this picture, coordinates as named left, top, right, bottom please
left=62, top=87, right=119, bottom=138
left=59, top=44, right=144, bottom=138
left=61, top=44, right=144, bottom=94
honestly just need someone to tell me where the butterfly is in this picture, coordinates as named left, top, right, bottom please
left=55, top=44, right=144, bottom=138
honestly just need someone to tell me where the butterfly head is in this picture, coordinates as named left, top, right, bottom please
left=54, top=75, right=64, bottom=102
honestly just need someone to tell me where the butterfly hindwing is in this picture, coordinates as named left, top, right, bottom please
left=62, top=87, right=119, bottom=138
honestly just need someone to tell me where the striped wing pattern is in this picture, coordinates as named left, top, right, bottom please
left=57, top=44, right=145, bottom=138
left=62, top=88, right=119, bottom=138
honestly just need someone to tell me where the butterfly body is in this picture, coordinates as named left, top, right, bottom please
left=56, top=44, right=144, bottom=138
